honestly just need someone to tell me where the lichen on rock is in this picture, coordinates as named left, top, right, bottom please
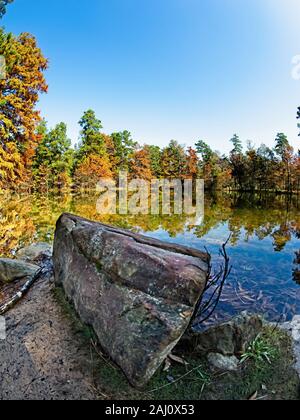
left=53, top=213, right=209, bottom=388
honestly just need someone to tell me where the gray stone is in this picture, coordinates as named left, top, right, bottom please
left=16, top=243, right=53, bottom=264
left=280, top=315, right=300, bottom=378
left=0, top=259, right=39, bottom=284
left=207, top=353, right=240, bottom=372
left=53, top=213, right=209, bottom=388
left=188, top=312, right=263, bottom=356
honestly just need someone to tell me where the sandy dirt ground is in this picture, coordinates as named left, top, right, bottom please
left=0, top=276, right=102, bottom=400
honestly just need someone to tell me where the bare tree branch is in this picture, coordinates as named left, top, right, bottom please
left=191, top=236, right=232, bottom=328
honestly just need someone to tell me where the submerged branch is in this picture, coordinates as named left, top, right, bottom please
left=192, top=236, right=232, bottom=328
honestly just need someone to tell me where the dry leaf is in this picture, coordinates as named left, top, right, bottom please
left=169, top=354, right=189, bottom=366
left=248, top=391, right=258, bottom=401
left=163, top=358, right=171, bottom=372
left=180, top=311, right=192, bottom=319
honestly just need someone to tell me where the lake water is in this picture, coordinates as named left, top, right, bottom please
left=1, top=191, right=300, bottom=324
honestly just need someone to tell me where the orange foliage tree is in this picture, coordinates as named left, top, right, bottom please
left=74, top=154, right=113, bottom=189
left=130, top=147, right=153, bottom=181
left=0, top=29, right=48, bottom=189
left=103, top=134, right=119, bottom=179
left=184, top=147, right=199, bottom=180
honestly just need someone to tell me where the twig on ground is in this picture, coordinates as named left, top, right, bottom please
left=0, top=268, right=43, bottom=315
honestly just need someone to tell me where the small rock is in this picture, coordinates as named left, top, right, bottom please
left=16, top=243, right=53, bottom=265
left=288, top=316, right=300, bottom=342
left=207, top=353, right=239, bottom=372
left=0, top=259, right=39, bottom=284
left=189, top=312, right=263, bottom=356
left=280, top=315, right=300, bottom=379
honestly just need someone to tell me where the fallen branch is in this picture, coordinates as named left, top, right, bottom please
left=0, top=268, right=42, bottom=315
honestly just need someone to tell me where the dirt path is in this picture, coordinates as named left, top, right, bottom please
left=0, top=276, right=102, bottom=400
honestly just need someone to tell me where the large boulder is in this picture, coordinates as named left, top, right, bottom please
left=53, top=213, right=209, bottom=388
left=0, top=259, right=39, bottom=284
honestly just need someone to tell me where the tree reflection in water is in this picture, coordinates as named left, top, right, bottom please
left=293, top=251, right=300, bottom=285
left=0, top=191, right=299, bottom=324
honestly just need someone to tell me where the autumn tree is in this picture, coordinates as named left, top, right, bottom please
left=185, top=147, right=199, bottom=180
left=0, top=141, right=23, bottom=190
left=130, top=147, right=152, bottom=181
left=102, top=133, right=119, bottom=178
left=74, top=154, right=112, bottom=189
left=0, top=29, right=48, bottom=189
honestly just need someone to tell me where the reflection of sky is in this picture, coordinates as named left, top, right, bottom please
left=143, top=221, right=300, bottom=323
left=1, top=191, right=299, bottom=323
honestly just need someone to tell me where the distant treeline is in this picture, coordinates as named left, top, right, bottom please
left=29, top=110, right=300, bottom=195
left=0, top=25, right=300, bottom=193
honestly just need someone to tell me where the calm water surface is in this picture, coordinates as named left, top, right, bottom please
left=1, top=192, right=300, bottom=324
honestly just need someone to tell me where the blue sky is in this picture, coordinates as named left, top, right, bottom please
left=2, top=0, right=300, bottom=153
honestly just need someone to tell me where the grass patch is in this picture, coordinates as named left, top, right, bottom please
left=240, top=332, right=278, bottom=366
left=53, top=287, right=300, bottom=400
left=205, top=327, right=300, bottom=400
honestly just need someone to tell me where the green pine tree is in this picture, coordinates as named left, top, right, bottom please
left=230, top=134, right=243, bottom=155
left=145, top=145, right=162, bottom=178
left=76, top=110, right=106, bottom=162
left=111, top=130, right=137, bottom=172
left=33, top=122, right=73, bottom=190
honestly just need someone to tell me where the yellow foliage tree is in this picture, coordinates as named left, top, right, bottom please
left=130, top=148, right=152, bottom=181
left=0, top=29, right=48, bottom=190
left=74, top=154, right=113, bottom=189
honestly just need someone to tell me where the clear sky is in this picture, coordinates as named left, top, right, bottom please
left=2, top=0, right=300, bottom=153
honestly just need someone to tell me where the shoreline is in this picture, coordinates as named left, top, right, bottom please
left=0, top=244, right=299, bottom=400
